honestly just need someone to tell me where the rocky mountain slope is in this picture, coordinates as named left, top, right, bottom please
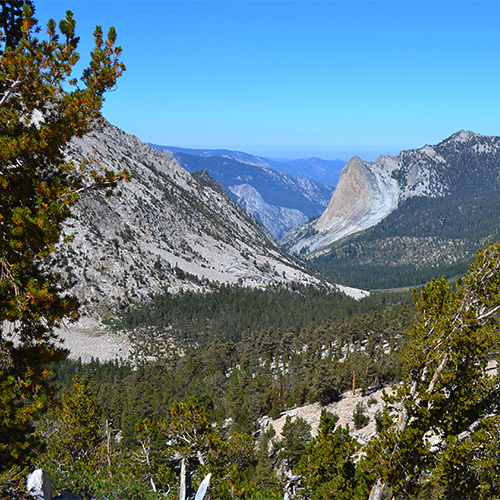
left=149, top=145, right=335, bottom=238
left=53, top=123, right=365, bottom=325
left=282, top=131, right=500, bottom=289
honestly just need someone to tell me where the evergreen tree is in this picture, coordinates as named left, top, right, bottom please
left=0, top=1, right=126, bottom=471
left=38, top=376, right=104, bottom=496
left=40, top=377, right=101, bottom=469
left=0, top=0, right=34, bottom=54
left=160, top=399, right=218, bottom=473
left=39, top=378, right=162, bottom=500
left=297, top=410, right=364, bottom=500
left=366, top=242, right=500, bottom=500
left=352, top=402, right=369, bottom=430
left=279, top=415, right=311, bottom=470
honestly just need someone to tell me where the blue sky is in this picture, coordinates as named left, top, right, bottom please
left=36, top=1, right=500, bottom=161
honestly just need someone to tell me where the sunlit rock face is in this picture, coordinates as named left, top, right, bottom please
left=313, top=156, right=400, bottom=245
left=282, top=155, right=400, bottom=255
left=229, top=183, right=309, bottom=238
left=282, top=130, right=490, bottom=257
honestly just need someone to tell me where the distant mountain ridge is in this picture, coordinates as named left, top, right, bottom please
left=149, top=144, right=343, bottom=237
left=268, top=156, right=346, bottom=187
left=282, top=130, right=500, bottom=289
left=149, top=145, right=346, bottom=187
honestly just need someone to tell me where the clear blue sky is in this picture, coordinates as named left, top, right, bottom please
left=36, top=1, right=500, bottom=161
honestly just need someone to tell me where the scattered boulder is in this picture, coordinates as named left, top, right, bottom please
left=26, top=468, right=52, bottom=500
left=25, top=469, right=82, bottom=500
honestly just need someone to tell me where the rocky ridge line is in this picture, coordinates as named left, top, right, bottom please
left=283, top=130, right=496, bottom=257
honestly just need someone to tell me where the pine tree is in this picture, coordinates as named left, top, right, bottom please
left=38, top=376, right=103, bottom=496
left=160, top=399, right=216, bottom=471
left=297, top=410, right=363, bottom=500
left=365, top=242, right=500, bottom=500
left=0, top=0, right=34, bottom=54
left=279, top=415, right=311, bottom=470
left=0, top=1, right=126, bottom=470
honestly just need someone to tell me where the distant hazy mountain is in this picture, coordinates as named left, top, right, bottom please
left=283, top=131, right=500, bottom=289
left=149, top=145, right=335, bottom=238
left=148, top=145, right=346, bottom=187
left=266, top=157, right=346, bottom=187
left=148, top=145, right=268, bottom=165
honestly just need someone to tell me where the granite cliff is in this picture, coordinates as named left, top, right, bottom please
left=282, top=131, right=500, bottom=289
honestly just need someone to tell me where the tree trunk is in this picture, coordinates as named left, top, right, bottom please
left=179, top=459, right=186, bottom=500
left=368, top=478, right=385, bottom=500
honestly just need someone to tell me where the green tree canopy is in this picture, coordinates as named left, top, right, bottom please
left=0, top=1, right=126, bottom=471
left=38, top=376, right=102, bottom=492
left=279, top=415, right=311, bottom=470
left=297, top=410, right=363, bottom=500
left=365, top=242, right=500, bottom=500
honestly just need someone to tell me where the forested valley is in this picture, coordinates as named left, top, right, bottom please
left=35, top=286, right=416, bottom=499
left=22, top=258, right=500, bottom=500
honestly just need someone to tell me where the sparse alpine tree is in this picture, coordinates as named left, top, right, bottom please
left=297, top=410, right=363, bottom=500
left=38, top=376, right=103, bottom=493
left=279, top=415, right=311, bottom=470
left=0, top=0, right=126, bottom=472
left=365, top=242, right=500, bottom=500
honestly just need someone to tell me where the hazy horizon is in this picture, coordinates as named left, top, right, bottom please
left=159, top=143, right=405, bottom=162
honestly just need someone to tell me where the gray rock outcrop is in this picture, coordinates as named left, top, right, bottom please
left=283, top=130, right=499, bottom=257
left=25, top=468, right=83, bottom=500
left=26, top=468, right=52, bottom=500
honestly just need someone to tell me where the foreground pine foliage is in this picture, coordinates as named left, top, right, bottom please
left=365, top=243, right=500, bottom=500
left=0, top=0, right=126, bottom=477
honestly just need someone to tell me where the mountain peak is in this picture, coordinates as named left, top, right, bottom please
left=342, top=156, right=364, bottom=169
left=285, top=130, right=500, bottom=261
left=446, top=130, right=478, bottom=143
